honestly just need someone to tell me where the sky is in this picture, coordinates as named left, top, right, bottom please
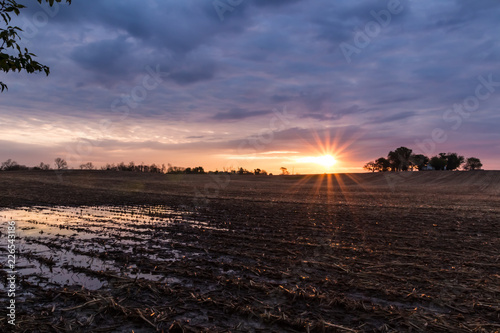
left=1, top=0, right=499, bottom=174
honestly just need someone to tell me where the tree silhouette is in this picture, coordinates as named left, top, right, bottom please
left=429, top=156, right=447, bottom=170
left=1, top=158, right=17, bottom=170
left=375, top=157, right=391, bottom=172
left=79, top=162, right=94, bottom=170
left=463, top=157, right=482, bottom=171
left=36, top=162, right=50, bottom=170
left=54, top=157, right=68, bottom=170
left=1, top=0, right=72, bottom=91
left=410, top=154, right=430, bottom=171
left=363, top=157, right=396, bottom=172
left=167, top=164, right=185, bottom=174
left=441, top=153, right=464, bottom=171
left=388, top=147, right=412, bottom=171
left=363, top=161, right=376, bottom=172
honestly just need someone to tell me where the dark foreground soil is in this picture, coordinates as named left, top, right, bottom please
left=0, top=170, right=499, bottom=332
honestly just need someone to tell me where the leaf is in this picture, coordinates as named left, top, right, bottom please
left=0, top=0, right=72, bottom=92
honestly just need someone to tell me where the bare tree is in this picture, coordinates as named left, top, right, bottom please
left=79, top=162, right=94, bottom=170
left=1, top=159, right=18, bottom=170
left=54, top=157, right=68, bottom=170
left=38, top=162, right=51, bottom=170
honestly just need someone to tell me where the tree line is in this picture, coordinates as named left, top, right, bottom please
left=0, top=158, right=272, bottom=175
left=0, top=158, right=198, bottom=174
left=0, top=158, right=69, bottom=171
left=363, top=147, right=483, bottom=172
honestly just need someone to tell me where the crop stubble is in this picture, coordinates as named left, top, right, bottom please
left=0, top=171, right=499, bottom=332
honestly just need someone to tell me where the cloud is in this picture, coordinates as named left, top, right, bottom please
left=71, top=36, right=138, bottom=80
left=212, top=108, right=271, bottom=121
left=2, top=0, right=500, bottom=171
left=251, top=0, right=304, bottom=7
left=369, top=111, right=417, bottom=124
left=169, top=61, right=217, bottom=86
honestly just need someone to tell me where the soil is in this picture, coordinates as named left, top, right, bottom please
left=0, top=170, right=499, bottom=332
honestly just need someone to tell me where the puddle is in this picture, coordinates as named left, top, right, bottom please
left=0, top=205, right=228, bottom=294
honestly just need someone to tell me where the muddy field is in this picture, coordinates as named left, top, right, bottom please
left=0, top=170, right=499, bottom=332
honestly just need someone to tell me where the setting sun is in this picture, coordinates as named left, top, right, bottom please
left=315, top=155, right=337, bottom=167
left=296, top=155, right=337, bottom=169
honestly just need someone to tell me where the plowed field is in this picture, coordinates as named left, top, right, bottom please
left=1, top=171, right=499, bottom=332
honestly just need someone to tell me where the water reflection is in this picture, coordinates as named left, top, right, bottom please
left=1, top=205, right=227, bottom=293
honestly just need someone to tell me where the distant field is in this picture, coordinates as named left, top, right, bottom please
left=0, top=171, right=499, bottom=332
left=1, top=169, right=499, bottom=207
